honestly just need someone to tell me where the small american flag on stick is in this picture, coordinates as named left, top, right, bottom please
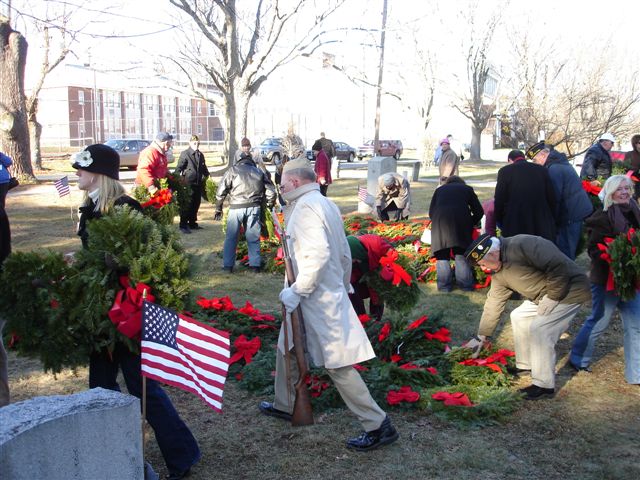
left=141, top=301, right=231, bottom=412
left=357, top=185, right=368, bottom=202
left=55, top=176, right=70, bottom=197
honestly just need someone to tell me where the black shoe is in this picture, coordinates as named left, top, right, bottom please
left=222, top=267, right=234, bottom=274
left=519, top=384, right=555, bottom=400
left=259, top=401, right=292, bottom=421
left=346, top=416, right=399, bottom=451
left=507, top=365, right=531, bottom=377
left=166, top=467, right=191, bottom=480
left=568, top=361, right=592, bottom=373
left=179, top=227, right=191, bottom=234
left=189, top=224, right=203, bottom=230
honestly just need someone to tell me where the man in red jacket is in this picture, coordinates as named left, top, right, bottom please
left=135, top=132, right=173, bottom=194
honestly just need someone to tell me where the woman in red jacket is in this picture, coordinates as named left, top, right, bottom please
left=347, top=234, right=392, bottom=320
left=312, top=140, right=332, bottom=196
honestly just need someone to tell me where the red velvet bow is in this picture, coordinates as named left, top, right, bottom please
left=141, top=188, right=173, bottom=209
left=581, top=180, right=602, bottom=196
left=196, top=295, right=236, bottom=311
left=431, top=391, right=474, bottom=406
left=228, top=334, right=261, bottom=365
left=424, top=327, right=451, bottom=343
left=379, top=250, right=412, bottom=286
left=407, top=315, right=428, bottom=330
left=108, top=275, right=155, bottom=339
left=238, top=301, right=276, bottom=322
left=378, top=322, right=391, bottom=342
left=386, top=386, right=420, bottom=405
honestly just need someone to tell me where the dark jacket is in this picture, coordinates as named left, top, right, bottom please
left=544, top=150, right=593, bottom=225
left=429, top=182, right=483, bottom=252
left=318, top=137, right=336, bottom=158
left=494, top=159, right=557, bottom=241
left=177, top=147, right=209, bottom=186
left=78, top=195, right=142, bottom=248
left=477, top=235, right=591, bottom=337
left=585, top=203, right=640, bottom=285
left=580, top=142, right=612, bottom=180
left=215, top=154, right=276, bottom=209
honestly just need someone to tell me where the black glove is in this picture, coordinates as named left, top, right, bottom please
left=213, top=210, right=223, bottom=221
left=460, top=154, right=465, bottom=161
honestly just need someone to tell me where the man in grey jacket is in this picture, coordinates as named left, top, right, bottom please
left=463, top=234, right=590, bottom=400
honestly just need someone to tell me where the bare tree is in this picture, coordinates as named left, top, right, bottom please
left=168, top=0, right=345, bottom=165
left=26, top=19, right=75, bottom=170
left=504, top=34, right=640, bottom=157
left=452, top=3, right=504, bottom=161
left=0, top=15, right=33, bottom=180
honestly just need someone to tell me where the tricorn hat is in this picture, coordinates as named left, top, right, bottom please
left=464, top=233, right=493, bottom=264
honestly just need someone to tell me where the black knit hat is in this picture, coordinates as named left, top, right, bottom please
left=71, top=144, right=120, bottom=180
left=508, top=149, right=526, bottom=162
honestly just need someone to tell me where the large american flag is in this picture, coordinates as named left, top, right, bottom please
left=141, top=301, right=231, bottom=412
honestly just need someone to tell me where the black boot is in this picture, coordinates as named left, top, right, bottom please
left=346, top=416, right=399, bottom=451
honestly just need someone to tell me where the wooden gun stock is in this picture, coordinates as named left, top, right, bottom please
left=275, top=209, right=314, bottom=427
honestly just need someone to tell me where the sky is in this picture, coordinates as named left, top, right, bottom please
left=5, top=0, right=639, bottom=147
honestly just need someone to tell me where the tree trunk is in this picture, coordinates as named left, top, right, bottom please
left=29, top=118, right=42, bottom=170
left=0, top=19, right=34, bottom=180
left=470, top=125, right=482, bottom=161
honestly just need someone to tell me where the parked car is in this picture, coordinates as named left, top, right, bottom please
left=357, top=139, right=403, bottom=160
left=258, top=137, right=285, bottom=164
left=305, top=141, right=357, bottom=162
left=104, top=139, right=151, bottom=169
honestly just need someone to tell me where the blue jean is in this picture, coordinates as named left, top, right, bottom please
left=222, top=206, right=262, bottom=268
left=570, top=284, right=640, bottom=384
left=556, top=221, right=583, bottom=260
left=89, top=344, right=201, bottom=475
left=434, top=249, right=474, bottom=291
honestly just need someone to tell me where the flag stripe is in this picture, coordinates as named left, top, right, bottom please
left=140, top=353, right=226, bottom=397
left=55, top=176, right=70, bottom=197
left=357, top=186, right=368, bottom=202
left=141, top=301, right=231, bottom=412
left=141, top=368, right=223, bottom=411
left=142, top=342, right=228, bottom=386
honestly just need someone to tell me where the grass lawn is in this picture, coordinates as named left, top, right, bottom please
left=3, top=160, right=639, bottom=480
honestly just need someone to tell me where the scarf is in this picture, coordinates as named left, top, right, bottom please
left=607, top=200, right=640, bottom=234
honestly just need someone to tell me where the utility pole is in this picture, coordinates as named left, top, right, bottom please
left=373, top=0, right=388, bottom=155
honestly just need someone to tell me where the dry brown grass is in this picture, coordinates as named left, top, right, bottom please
left=4, top=162, right=640, bottom=480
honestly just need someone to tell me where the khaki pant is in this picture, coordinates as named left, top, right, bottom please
left=510, top=301, right=582, bottom=389
left=274, top=349, right=386, bottom=431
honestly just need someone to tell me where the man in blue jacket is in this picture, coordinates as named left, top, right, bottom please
left=528, top=142, right=593, bottom=259
left=580, top=132, right=615, bottom=185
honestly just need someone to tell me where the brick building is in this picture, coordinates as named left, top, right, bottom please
left=36, top=63, right=225, bottom=147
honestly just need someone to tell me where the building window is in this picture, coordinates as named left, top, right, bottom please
left=197, top=123, right=203, bottom=135
left=197, top=102, right=202, bottom=114
left=78, top=90, right=85, bottom=105
left=212, top=127, right=224, bottom=141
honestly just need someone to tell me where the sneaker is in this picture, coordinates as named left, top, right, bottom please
left=259, top=401, right=292, bottom=422
left=568, top=361, right=592, bottom=373
left=346, top=416, right=399, bottom=451
left=519, top=384, right=555, bottom=400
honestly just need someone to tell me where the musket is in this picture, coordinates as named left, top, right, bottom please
left=272, top=207, right=314, bottom=426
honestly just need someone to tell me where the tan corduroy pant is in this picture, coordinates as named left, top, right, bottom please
left=273, top=348, right=386, bottom=432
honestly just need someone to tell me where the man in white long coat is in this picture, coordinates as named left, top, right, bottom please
left=259, top=157, right=399, bottom=451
